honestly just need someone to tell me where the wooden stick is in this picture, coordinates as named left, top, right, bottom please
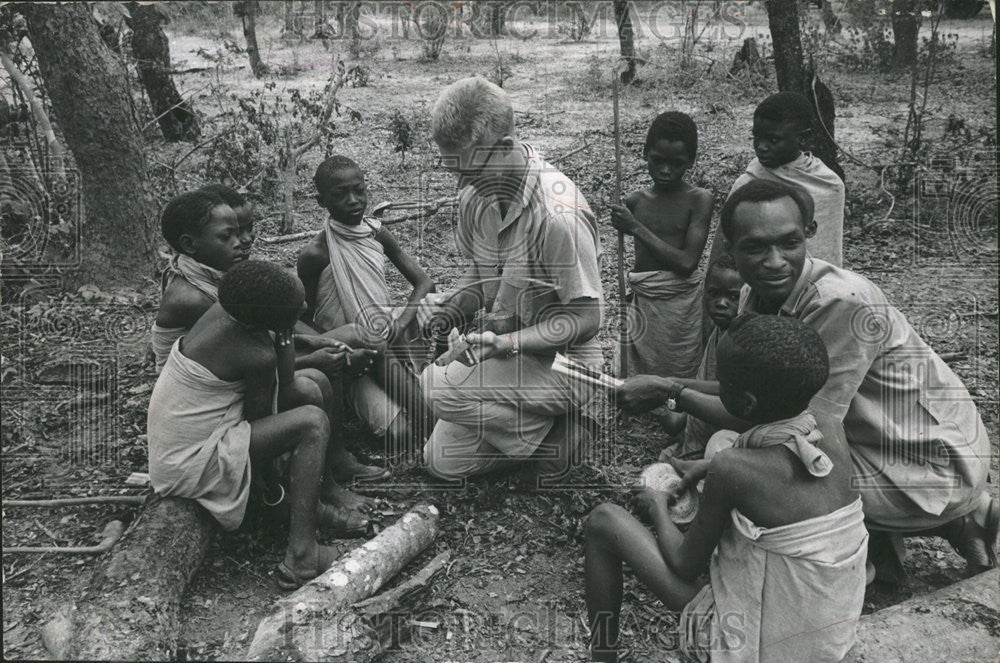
left=0, top=52, right=65, bottom=178
left=612, top=74, right=628, bottom=379
left=3, top=496, right=147, bottom=508
left=4, top=520, right=124, bottom=555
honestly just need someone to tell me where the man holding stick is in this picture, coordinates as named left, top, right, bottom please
left=417, top=77, right=604, bottom=480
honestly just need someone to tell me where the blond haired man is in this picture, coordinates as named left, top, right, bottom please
left=417, top=77, right=603, bottom=479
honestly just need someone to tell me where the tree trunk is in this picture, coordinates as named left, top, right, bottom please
left=612, top=0, right=636, bottom=85
left=890, top=0, right=922, bottom=70
left=284, top=0, right=296, bottom=34
left=238, top=0, right=268, bottom=77
left=128, top=3, right=200, bottom=142
left=21, top=2, right=159, bottom=286
left=764, top=0, right=843, bottom=180
left=820, top=0, right=841, bottom=34
left=313, top=0, right=329, bottom=38
left=247, top=504, right=440, bottom=661
left=41, top=497, right=215, bottom=660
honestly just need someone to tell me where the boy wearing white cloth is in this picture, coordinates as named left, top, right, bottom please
left=610, top=111, right=713, bottom=380
left=148, top=261, right=378, bottom=589
left=587, top=314, right=867, bottom=663
left=298, top=156, right=436, bottom=458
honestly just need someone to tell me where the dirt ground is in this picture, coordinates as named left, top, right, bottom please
left=2, top=4, right=997, bottom=662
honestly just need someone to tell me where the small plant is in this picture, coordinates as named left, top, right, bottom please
left=413, top=2, right=448, bottom=60
left=388, top=110, right=413, bottom=166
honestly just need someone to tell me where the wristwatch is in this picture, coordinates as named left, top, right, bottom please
left=666, top=385, right=686, bottom=411
left=506, top=332, right=519, bottom=358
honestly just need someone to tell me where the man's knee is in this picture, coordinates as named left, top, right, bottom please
left=419, top=365, right=469, bottom=418
left=422, top=436, right=470, bottom=481
left=585, top=503, right=628, bottom=542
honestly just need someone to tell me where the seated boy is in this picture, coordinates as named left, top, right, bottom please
left=147, top=261, right=374, bottom=589
left=589, top=314, right=868, bottom=663
left=150, top=189, right=249, bottom=373
left=151, top=189, right=384, bottom=486
left=660, top=253, right=745, bottom=458
left=197, top=183, right=256, bottom=252
left=708, top=91, right=845, bottom=272
left=610, top=111, right=712, bottom=380
left=298, top=156, right=436, bottom=459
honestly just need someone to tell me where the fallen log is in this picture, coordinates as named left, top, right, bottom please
left=845, top=568, right=999, bottom=662
left=247, top=503, right=440, bottom=661
left=41, top=496, right=215, bottom=660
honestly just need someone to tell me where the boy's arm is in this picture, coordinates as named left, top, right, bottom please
left=157, top=282, right=214, bottom=330
left=242, top=346, right=278, bottom=423
left=296, top=233, right=327, bottom=324
left=273, top=329, right=299, bottom=412
left=376, top=227, right=436, bottom=334
left=647, top=451, right=737, bottom=579
left=627, top=189, right=713, bottom=277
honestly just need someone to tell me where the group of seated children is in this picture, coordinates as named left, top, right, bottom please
left=146, top=163, right=436, bottom=587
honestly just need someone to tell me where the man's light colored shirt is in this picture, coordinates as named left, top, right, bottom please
left=741, top=258, right=989, bottom=527
left=456, top=142, right=604, bottom=363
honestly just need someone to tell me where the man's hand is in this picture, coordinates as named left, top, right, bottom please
left=636, top=487, right=670, bottom=518
left=417, top=292, right=451, bottom=329
left=609, top=203, right=641, bottom=235
left=612, top=376, right=680, bottom=413
left=463, top=330, right=512, bottom=364
left=668, top=457, right=711, bottom=495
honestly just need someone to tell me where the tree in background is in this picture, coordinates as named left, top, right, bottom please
left=765, top=0, right=844, bottom=180
left=127, top=3, right=200, bottom=142
left=20, top=3, right=158, bottom=286
left=612, top=0, right=636, bottom=85
left=236, top=0, right=268, bottom=77
left=890, top=0, right=921, bottom=69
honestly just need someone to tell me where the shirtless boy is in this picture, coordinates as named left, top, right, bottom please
left=610, top=111, right=713, bottom=380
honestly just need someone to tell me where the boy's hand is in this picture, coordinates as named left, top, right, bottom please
left=612, top=376, right=678, bottom=413
left=417, top=292, right=450, bottom=329
left=346, top=348, right=378, bottom=376
left=636, top=487, right=670, bottom=517
left=668, top=457, right=711, bottom=495
left=306, top=347, right=349, bottom=374
left=609, top=203, right=640, bottom=235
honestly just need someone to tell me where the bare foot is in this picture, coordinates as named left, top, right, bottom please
left=316, top=501, right=369, bottom=537
left=278, top=543, right=342, bottom=589
left=330, top=450, right=389, bottom=482
left=321, top=480, right=378, bottom=512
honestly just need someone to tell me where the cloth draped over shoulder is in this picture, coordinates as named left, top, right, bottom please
left=625, top=269, right=703, bottom=379
left=150, top=254, right=225, bottom=374
left=314, top=216, right=391, bottom=334
left=731, top=153, right=845, bottom=267
left=680, top=412, right=868, bottom=663
left=146, top=340, right=253, bottom=531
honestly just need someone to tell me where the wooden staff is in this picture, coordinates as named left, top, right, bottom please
left=612, top=73, right=628, bottom=379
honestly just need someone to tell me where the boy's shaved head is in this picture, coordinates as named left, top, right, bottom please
left=707, top=251, right=738, bottom=278
left=717, top=313, right=829, bottom=421
left=160, top=190, right=227, bottom=252
left=431, top=76, right=515, bottom=150
left=197, top=183, right=246, bottom=209
left=218, top=260, right=305, bottom=330
left=754, top=91, right=814, bottom=131
left=314, top=155, right=361, bottom=192
left=645, top=111, right=698, bottom=161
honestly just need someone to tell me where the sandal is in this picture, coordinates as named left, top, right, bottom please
left=275, top=545, right=341, bottom=591
left=952, top=496, right=999, bottom=574
left=318, top=502, right=370, bottom=538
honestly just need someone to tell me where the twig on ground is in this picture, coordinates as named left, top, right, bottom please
left=4, top=496, right=147, bottom=508
left=4, top=520, right=124, bottom=555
